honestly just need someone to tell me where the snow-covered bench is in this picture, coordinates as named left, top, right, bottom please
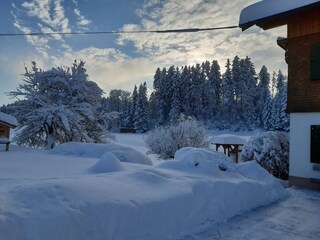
left=0, top=137, right=10, bottom=151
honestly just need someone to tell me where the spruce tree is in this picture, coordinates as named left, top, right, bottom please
left=134, top=82, right=149, bottom=132
left=222, top=59, right=235, bottom=125
left=258, top=66, right=272, bottom=129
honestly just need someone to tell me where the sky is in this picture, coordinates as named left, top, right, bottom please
left=0, top=0, right=287, bottom=106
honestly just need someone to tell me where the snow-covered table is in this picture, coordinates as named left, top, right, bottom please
left=211, top=134, right=248, bottom=163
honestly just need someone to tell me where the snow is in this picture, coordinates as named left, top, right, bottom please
left=89, top=152, right=124, bottom=173
left=51, top=142, right=153, bottom=165
left=239, top=0, right=320, bottom=29
left=179, top=188, right=320, bottom=240
left=0, top=137, right=9, bottom=142
left=0, top=111, right=18, bottom=127
left=0, top=133, right=318, bottom=239
left=211, top=134, right=248, bottom=145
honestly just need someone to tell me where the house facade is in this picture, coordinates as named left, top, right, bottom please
left=239, top=0, right=320, bottom=190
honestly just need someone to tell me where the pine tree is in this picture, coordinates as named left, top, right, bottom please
left=169, top=68, right=182, bottom=121
left=222, top=59, right=235, bottom=125
left=190, top=64, right=205, bottom=118
left=180, top=66, right=192, bottom=117
left=257, top=66, right=272, bottom=129
left=272, top=70, right=289, bottom=131
left=232, top=56, right=242, bottom=114
left=130, top=85, right=138, bottom=128
left=239, top=57, right=259, bottom=129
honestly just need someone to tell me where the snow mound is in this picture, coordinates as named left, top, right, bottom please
left=158, top=147, right=235, bottom=176
left=1, top=145, right=289, bottom=240
left=89, top=152, right=123, bottom=173
left=52, top=142, right=153, bottom=165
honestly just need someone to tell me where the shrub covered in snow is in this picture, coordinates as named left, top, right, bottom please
left=145, top=119, right=209, bottom=159
left=240, top=131, right=289, bottom=180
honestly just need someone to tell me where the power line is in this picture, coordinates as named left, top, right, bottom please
left=0, top=26, right=239, bottom=37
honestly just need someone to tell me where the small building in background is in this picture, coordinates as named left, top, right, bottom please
left=0, top=111, right=18, bottom=151
left=239, top=0, right=320, bottom=190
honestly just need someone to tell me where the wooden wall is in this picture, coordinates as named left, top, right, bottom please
left=287, top=32, right=320, bottom=113
left=0, top=123, right=10, bottom=138
left=288, top=6, right=320, bottom=39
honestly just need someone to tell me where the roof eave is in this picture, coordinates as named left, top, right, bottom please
left=239, top=1, right=320, bottom=31
left=0, top=120, right=17, bottom=128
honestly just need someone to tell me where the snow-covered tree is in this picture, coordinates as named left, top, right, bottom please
left=134, top=82, right=149, bottom=132
left=201, top=60, right=222, bottom=120
left=190, top=64, right=205, bottom=118
left=222, top=59, right=235, bottom=123
left=257, top=66, right=272, bottom=130
left=169, top=68, right=182, bottom=121
left=9, top=60, right=111, bottom=149
left=239, top=57, right=259, bottom=129
left=180, top=66, right=192, bottom=116
left=272, top=70, right=289, bottom=131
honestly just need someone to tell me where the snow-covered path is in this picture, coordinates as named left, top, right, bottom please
left=180, top=188, right=320, bottom=240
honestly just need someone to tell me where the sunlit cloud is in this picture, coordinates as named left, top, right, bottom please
left=73, top=8, right=91, bottom=28
left=118, top=0, right=287, bottom=72
left=50, top=47, right=158, bottom=93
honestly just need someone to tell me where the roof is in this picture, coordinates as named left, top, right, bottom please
left=239, top=0, right=320, bottom=31
left=0, top=112, right=18, bottom=128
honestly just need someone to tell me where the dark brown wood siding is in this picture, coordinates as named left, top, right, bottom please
left=0, top=123, right=10, bottom=138
left=287, top=6, right=320, bottom=39
left=286, top=32, right=320, bottom=113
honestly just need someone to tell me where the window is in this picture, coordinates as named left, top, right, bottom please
left=310, top=43, right=320, bottom=80
left=311, top=125, right=320, bottom=164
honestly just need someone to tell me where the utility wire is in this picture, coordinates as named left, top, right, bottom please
left=0, top=26, right=239, bottom=37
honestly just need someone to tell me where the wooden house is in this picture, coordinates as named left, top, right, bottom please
left=0, top=111, right=18, bottom=151
left=239, top=0, right=320, bottom=190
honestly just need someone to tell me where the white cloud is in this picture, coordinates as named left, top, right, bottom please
left=12, top=0, right=72, bottom=57
left=118, top=0, right=287, bottom=73
left=21, top=0, right=70, bottom=32
left=73, top=8, right=91, bottom=28
left=50, top=47, right=157, bottom=93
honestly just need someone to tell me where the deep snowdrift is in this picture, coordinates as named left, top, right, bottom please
left=0, top=144, right=288, bottom=240
left=52, top=142, right=153, bottom=165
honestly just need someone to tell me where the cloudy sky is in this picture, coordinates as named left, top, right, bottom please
left=0, top=0, right=287, bottom=105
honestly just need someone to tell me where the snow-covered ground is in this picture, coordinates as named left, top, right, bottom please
left=0, top=132, right=318, bottom=240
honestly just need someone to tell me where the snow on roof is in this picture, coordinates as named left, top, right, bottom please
left=211, top=134, right=247, bottom=145
left=0, top=111, right=18, bottom=127
left=239, top=0, right=320, bottom=30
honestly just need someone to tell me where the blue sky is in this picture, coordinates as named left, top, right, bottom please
left=0, top=0, right=287, bottom=105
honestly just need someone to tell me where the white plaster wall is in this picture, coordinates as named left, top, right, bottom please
left=290, top=113, right=320, bottom=179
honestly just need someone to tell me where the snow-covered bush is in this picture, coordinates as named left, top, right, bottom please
left=240, top=131, right=289, bottom=180
left=145, top=119, right=209, bottom=159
